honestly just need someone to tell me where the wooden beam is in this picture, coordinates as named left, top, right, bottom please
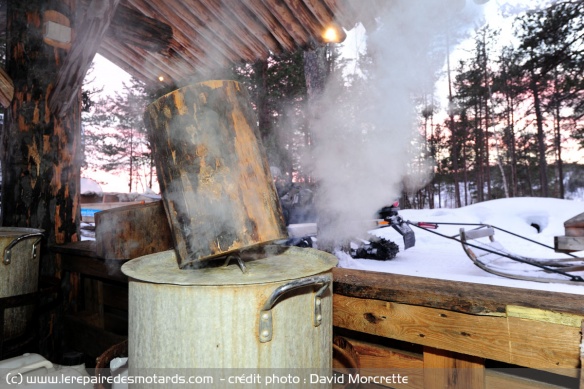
left=126, top=0, right=229, bottom=69
left=334, top=336, right=424, bottom=389
left=261, top=0, right=311, bottom=47
left=333, top=294, right=582, bottom=373
left=555, top=236, right=584, bottom=252
left=321, top=0, right=360, bottom=29
left=333, top=268, right=584, bottom=316
left=49, top=0, right=121, bottom=118
left=222, top=0, right=284, bottom=56
left=198, top=0, right=270, bottom=61
left=0, top=67, right=14, bottom=108
left=580, top=321, right=584, bottom=389
left=107, top=3, right=172, bottom=53
left=486, top=369, right=570, bottom=389
left=240, top=0, right=297, bottom=53
left=98, top=38, right=171, bottom=84
left=179, top=0, right=259, bottom=62
left=282, top=0, right=327, bottom=45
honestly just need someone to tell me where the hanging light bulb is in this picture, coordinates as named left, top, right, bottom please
left=323, top=26, right=341, bottom=43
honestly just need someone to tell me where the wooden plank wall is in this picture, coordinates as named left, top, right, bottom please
left=332, top=268, right=584, bottom=388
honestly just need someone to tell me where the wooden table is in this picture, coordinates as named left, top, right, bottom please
left=53, top=241, right=584, bottom=386
left=53, top=241, right=128, bottom=364
left=332, top=267, right=584, bottom=389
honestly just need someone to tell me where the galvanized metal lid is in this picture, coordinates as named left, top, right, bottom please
left=121, top=245, right=338, bottom=286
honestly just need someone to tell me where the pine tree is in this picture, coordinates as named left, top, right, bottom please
left=82, top=78, right=153, bottom=192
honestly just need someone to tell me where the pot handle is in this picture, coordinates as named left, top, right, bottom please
left=3, top=233, right=44, bottom=265
left=259, top=275, right=331, bottom=343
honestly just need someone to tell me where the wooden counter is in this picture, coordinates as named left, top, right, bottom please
left=332, top=267, right=584, bottom=389
left=53, top=242, right=584, bottom=386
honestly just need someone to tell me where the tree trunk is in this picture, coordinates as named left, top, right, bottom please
left=1, top=0, right=82, bottom=361
left=2, top=0, right=81, bottom=250
left=507, top=96, right=518, bottom=197
left=303, top=45, right=327, bottom=181
left=446, top=36, right=461, bottom=208
left=529, top=62, right=548, bottom=197
left=482, top=36, right=492, bottom=201
left=553, top=70, right=565, bottom=199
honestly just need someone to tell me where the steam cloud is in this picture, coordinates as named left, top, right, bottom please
left=309, top=0, right=484, bottom=248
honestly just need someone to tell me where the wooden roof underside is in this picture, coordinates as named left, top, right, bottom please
left=0, top=0, right=384, bottom=117
left=99, top=0, right=384, bottom=87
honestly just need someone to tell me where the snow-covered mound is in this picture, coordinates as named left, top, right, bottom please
left=341, top=198, right=584, bottom=294
left=81, top=178, right=103, bottom=196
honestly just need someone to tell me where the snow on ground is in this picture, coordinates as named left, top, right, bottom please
left=335, top=197, right=584, bottom=295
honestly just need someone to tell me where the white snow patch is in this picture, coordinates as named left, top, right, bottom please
left=80, top=178, right=103, bottom=196
left=334, top=198, right=584, bottom=295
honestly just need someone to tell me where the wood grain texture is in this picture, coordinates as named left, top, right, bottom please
left=95, top=201, right=173, bottom=260
left=0, top=67, right=14, bottom=108
left=333, top=267, right=584, bottom=316
left=3, top=0, right=82, bottom=253
left=423, top=347, right=485, bottom=389
left=333, top=294, right=582, bottom=372
left=555, top=236, right=584, bottom=252
left=144, top=81, right=287, bottom=268
left=486, top=369, right=568, bottom=389
left=333, top=336, right=424, bottom=389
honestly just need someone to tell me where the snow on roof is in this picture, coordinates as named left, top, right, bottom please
left=80, top=178, right=103, bottom=196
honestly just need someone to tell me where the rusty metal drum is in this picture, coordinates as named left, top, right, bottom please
left=143, top=81, right=287, bottom=269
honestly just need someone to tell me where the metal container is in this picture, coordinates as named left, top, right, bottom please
left=144, top=81, right=287, bottom=268
left=0, top=228, right=43, bottom=339
left=121, top=246, right=337, bottom=388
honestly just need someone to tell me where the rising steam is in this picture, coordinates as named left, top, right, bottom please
left=309, top=0, right=484, bottom=249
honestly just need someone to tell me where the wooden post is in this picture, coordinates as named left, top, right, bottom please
left=423, top=347, right=485, bottom=389
left=1, top=0, right=82, bottom=359
left=578, top=321, right=584, bottom=389
left=2, top=0, right=82, bottom=254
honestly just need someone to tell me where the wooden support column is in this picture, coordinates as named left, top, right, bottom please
left=423, top=347, right=485, bottom=389
left=2, top=0, right=82, bottom=259
left=2, top=0, right=88, bottom=359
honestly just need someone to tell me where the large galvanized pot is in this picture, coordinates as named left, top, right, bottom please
left=121, top=246, right=337, bottom=388
left=144, top=80, right=287, bottom=269
left=0, top=228, right=43, bottom=339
